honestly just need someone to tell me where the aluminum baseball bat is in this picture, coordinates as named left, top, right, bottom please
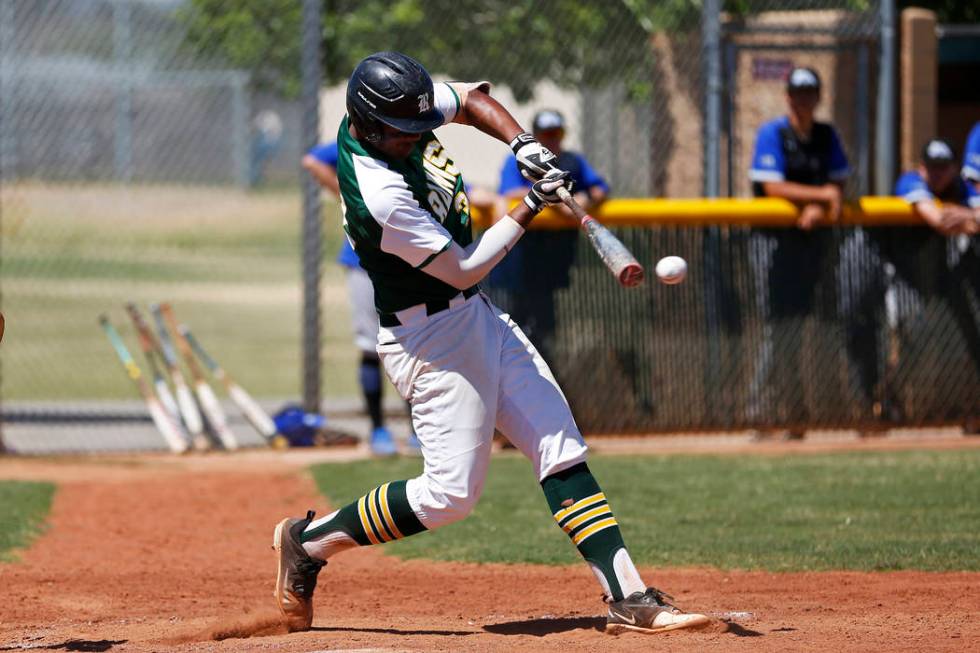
left=556, top=186, right=644, bottom=287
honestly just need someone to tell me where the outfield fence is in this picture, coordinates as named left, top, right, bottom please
left=7, top=1, right=975, bottom=452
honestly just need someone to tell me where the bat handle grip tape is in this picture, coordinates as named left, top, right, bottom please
left=556, top=186, right=589, bottom=223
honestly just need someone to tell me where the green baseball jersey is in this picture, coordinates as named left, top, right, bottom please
left=336, top=82, right=475, bottom=314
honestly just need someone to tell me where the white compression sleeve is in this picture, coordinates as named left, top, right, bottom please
left=422, top=215, right=525, bottom=289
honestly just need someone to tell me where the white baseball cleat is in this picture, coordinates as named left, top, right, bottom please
left=605, top=587, right=711, bottom=635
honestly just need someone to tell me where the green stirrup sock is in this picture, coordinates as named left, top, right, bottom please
left=541, top=462, right=629, bottom=601
left=301, top=479, right=426, bottom=545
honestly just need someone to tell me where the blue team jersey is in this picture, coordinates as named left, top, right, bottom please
left=963, top=122, right=980, bottom=183
left=748, top=115, right=849, bottom=194
left=498, top=150, right=610, bottom=195
left=309, top=141, right=359, bottom=268
left=895, top=170, right=980, bottom=208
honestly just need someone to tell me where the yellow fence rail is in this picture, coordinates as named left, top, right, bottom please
left=472, top=197, right=925, bottom=230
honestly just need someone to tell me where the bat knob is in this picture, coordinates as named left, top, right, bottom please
left=619, top=264, right=645, bottom=288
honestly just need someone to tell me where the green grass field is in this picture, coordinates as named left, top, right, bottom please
left=310, top=449, right=980, bottom=571
left=0, top=481, right=56, bottom=562
left=1, top=183, right=362, bottom=400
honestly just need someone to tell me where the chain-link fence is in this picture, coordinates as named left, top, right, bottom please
left=2, top=1, right=976, bottom=453
left=486, top=225, right=978, bottom=434
left=0, top=0, right=315, bottom=452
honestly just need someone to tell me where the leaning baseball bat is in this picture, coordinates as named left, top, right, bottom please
left=158, top=303, right=240, bottom=451
left=556, top=187, right=644, bottom=287
left=180, top=325, right=279, bottom=442
left=124, top=303, right=182, bottom=427
left=98, top=315, right=188, bottom=454
left=150, top=303, right=209, bottom=451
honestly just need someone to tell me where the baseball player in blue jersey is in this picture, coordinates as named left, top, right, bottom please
left=274, top=51, right=709, bottom=636
left=842, top=139, right=980, bottom=428
left=894, top=139, right=980, bottom=231
left=746, top=67, right=850, bottom=437
left=302, top=142, right=418, bottom=456
left=492, top=109, right=610, bottom=361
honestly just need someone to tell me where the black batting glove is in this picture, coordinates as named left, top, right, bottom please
left=523, top=169, right=574, bottom=214
left=510, top=132, right=559, bottom=181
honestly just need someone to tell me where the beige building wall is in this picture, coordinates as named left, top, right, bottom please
left=649, top=31, right=704, bottom=198
left=649, top=9, right=874, bottom=198
left=729, top=10, right=868, bottom=198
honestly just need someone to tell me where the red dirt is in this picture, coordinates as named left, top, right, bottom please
left=1, top=440, right=979, bottom=652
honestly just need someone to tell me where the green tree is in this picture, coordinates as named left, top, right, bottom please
left=179, top=0, right=304, bottom=96
left=181, top=0, right=661, bottom=100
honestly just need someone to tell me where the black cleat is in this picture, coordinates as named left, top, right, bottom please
left=606, top=587, right=710, bottom=635
left=273, top=510, right=326, bottom=632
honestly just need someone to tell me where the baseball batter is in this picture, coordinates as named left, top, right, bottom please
left=273, top=51, right=708, bottom=636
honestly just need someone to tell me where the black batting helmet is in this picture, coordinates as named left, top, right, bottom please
left=346, top=52, right=443, bottom=144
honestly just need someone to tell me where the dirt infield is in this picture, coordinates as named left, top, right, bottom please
left=1, top=438, right=979, bottom=652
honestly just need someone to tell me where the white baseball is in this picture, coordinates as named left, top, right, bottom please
left=655, top=256, right=687, bottom=285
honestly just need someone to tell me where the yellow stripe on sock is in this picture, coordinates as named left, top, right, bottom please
left=553, top=492, right=606, bottom=523
left=378, top=483, right=405, bottom=540
left=367, top=487, right=391, bottom=542
left=357, top=495, right=381, bottom=545
left=562, top=505, right=613, bottom=534
left=571, top=517, right=618, bottom=546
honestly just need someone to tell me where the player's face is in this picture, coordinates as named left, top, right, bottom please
left=534, top=128, right=564, bottom=155
left=922, top=162, right=958, bottom=194
left=375, top=124, right=422, bottom=159
left=787, top=88, right=820, bottom=119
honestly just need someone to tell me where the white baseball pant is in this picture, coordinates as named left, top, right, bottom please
left=376, top=291, right=588, bottom=529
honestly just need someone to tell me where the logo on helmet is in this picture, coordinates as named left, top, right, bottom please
left=357, top=90, right=377, bottom=109
left=418, top=93, right=431, bottom=113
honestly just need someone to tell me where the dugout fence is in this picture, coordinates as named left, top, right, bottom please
left=477, top=200, right=980, bottom=433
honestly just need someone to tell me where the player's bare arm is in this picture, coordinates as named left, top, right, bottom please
left=449, top=86, right=521, bottom=144
left=928, top=203, right=980, bottom=235
left=302, top=155, right=340, bottom=196
left=450, top=86, right=559, bottom=182
left=762, top=180, right=843, bottom=226
left=761, top=180, right=842, bottom=209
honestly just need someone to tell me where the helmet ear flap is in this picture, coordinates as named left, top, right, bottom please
left=349, top=104, right=383, bottom=144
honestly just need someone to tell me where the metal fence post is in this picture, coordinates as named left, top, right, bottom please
left=113, top=0, right=132, bottom=183
left=875, top=0, right=896, bottom=195
left=702, top=0, right=722, bottom=199
left=0, top=0, right=11, bottom=451
left=702, top=0, right=724, bottom=421
left=300, top=0, right=323, bottom=414
left=856, top=43, right=870, bottom=196
left=231, top=73, right=250, bottom=187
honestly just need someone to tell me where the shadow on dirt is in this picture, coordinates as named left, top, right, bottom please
left=483, top=616, right=606, bottom=636
left=484, top=617, right=766, bottom=638
left=719, top=620, right=764, bottom=637
left=312, top=626, right=475, bottom=636
left=2, top=641, right=129, bottom=652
